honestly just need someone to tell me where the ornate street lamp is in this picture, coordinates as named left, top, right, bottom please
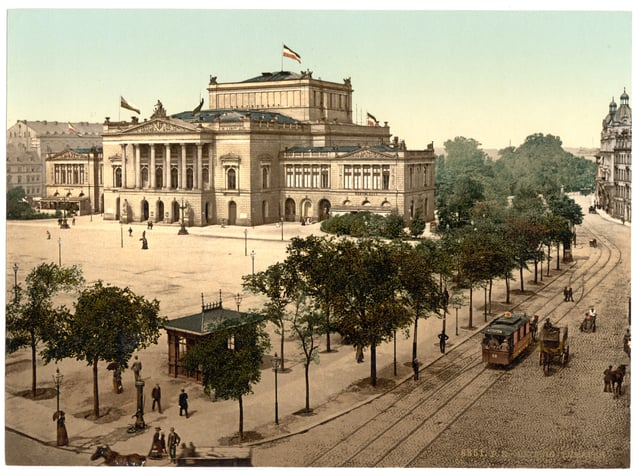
left=234, top=293, right=243, bottom=312
left=53, top=367, right=63, bottom=414
left=251, top=250, right=256, bottom=275
left=280, top=216, right=284, bottom=241
left=178, top=199, right=189, bottom=235
left=272, top=353, right=279, bottom=425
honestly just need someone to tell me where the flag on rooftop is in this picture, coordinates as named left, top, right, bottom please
left=193, top=98, right=204, bottom=116
left=67, top=122, right=80, bottom=136
left=120, top=96, right=141, bottom=115
left=283, top=44, right=302, bottom=63
left=367, top=112, right=378, bottom=127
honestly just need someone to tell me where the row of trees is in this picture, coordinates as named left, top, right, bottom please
left=319, top=210, right=426, bottom=239
left=6, top=263, right=165, bottom=418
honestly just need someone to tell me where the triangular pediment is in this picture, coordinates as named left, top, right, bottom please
left=47, top=149, right=87, bottom=161
left=124, top=119, right=199, bottom=135
left=339, top=146, right=395, bottom=160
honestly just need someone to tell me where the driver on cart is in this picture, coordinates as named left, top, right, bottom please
left=588, top=306, right=597, bottom=318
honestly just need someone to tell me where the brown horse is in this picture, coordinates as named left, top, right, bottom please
left=611, top=364, right=627, bottom=398
left=91, top=445, right=146, bottom=466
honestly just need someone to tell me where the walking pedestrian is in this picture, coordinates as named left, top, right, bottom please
left=46, top=230, right=51, bottom=240
left=179, top=389, right=189, bottom=418
left=148, top=427, right=163, bottom=459
left=568, top=287, right=574, bottom=302
left=438, top=332, right=449, bottom=353
left=604, top=365, right=613, bottom=392
left=151, top=384, right=162, bottom=413
left=131, top=355, right=142, bottom=382
left=563, top=287, right=569, bottom=302
left=128, top=227, right=133, bottom=237
left=355, top=344, right=364, bottom=363
left=167, top=427, right=181, bottom=463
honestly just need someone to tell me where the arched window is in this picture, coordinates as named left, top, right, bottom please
left=227, top=168, right=237, bottom=190
left=114, top=167, right=122, bottom=187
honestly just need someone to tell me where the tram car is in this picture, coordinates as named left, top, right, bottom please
left=481, top=312, right=533, bottom=366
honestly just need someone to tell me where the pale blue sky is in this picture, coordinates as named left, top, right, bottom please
left=4, top=4, right=634, bottom=150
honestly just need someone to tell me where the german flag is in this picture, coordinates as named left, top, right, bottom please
left=283, top=44, right=301, bottom=63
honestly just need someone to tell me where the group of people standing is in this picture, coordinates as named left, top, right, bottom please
left=563, top=286, right=575, bottom=302
left=148, top=426, right=182, bottom=463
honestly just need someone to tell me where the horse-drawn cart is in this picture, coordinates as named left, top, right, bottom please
left=539, top=319, right=569, bottom=375
left=580, top=313, right=596, bottom=332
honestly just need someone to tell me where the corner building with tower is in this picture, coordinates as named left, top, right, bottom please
left=101, top=71, right=435, bottom=227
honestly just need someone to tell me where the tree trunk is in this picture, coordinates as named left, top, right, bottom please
left=505, top=275, right=511, bottom=304
left=304, top=362, right=310, bottom=412
left=30, top=330, right=37, bottom=399
left=370, top=340, right=377, bottom=387
left=93, top=358, right=100, bottom=418
left=489, top=279, right=493, bottom=314
left=468, top=287, right=473, bottom=328
left=279, top=322, right=286, bottom=371
left=412, top=313, right=419, bottom=365
left=556, top=243, right=561, bottom=270
left=238, top=394, right=244, bottom=440
left=547, top=244, right=551, bottom=276
left=325, top=298, right=331, bottom=353
left=519, top=264, right=525, bottom=292
left=533, top=259, right=538, bottom=284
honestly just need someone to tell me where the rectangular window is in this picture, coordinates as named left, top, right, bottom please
left=353, top=165, right=360, bottom=189
left=285, top=165, right=293, bottom=188
left=295, top=165, right=302, bottom=188
left=382, top=165, right=390, bottom=190
left=362, top=165, right=370, bottom=190
left=321, top=166, right=329, bottom=188
left=372, top=165, right=380, bottom=189
left=303, top=165, right=310, bottom=188
left=343, top=165, right=351, bottom=189
left=312, top=165, right=319, bottom=188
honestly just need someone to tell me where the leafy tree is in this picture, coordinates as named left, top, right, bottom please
left=182, top=317, right=270, bottom=441
left=383, top=214, right=406, bottom=239
left=5, top=263, right=84, bottom=398
left=243, top=262, right=297, bottom=371
left=396, top=240, right=444, bottom=369
left=6, top=187, right=32, bottom=219
left=288, top=293, right=324, bottom=413
left=331, top=239, right=413, bottom=386
left=48, top=281, right=164, bottom=417
left=408, top=210, right=426, bottom=238
left=286, top=236, right=340, bottom=352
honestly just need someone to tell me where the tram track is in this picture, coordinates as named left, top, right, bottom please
left=253, top=213, right=624, bottom=468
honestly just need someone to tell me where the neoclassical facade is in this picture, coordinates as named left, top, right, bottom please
left=101, top=71, right=435, bottom=226
left=595, top=89, right=632, bottom=223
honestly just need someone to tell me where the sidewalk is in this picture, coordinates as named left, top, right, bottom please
left=4, top=201, right=597, bottom=466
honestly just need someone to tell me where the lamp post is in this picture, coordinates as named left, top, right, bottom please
left=244, top=229, right=248, bottom=256
left=58, top=237, right=62, bottom=266
left=120, top=223, right=123, bottom=248
left=280, top=216, right=284, bottom=241
left=12, top=263, right=19, bottom=301
left=454, top=303, right=460, bottom=336
left=178, top=199, right=189, bottom=235
left=251, top=250, right=256, bottom=275
left=53, top=367, right=63, bottom=414
left=272, top=353, right=279, bottom=425
left=393, top=330, right=397, bottom=376
left=235, top=293, right=242, bottom=312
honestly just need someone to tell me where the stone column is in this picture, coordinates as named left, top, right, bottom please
left=150, top=144, right=156, bottom=189
left=181, top=144, right=187, bottom=189
left=196, top=144, right=203, bottom=189
left=165, top=143, right=172, bottom=189
left=121, top=144, right=128, bottom=188
left=134, top=144, right=141, bottom=189
left=208, top=143, right=214, bottom=190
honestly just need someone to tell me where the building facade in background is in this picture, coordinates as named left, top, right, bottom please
left=6, top=120, right=103, bottom=205
left=100, top=71, right=436, bottom=226
left=595, top=89, right=632, bottom=223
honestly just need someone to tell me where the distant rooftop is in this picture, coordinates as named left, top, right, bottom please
left=241, top=71, right=306, bottom=83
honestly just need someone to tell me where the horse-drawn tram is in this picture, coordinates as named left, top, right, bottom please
left=481, top=312, right=533, bottom=366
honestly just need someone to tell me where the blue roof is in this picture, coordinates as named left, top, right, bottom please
left=286, top=144, right=397, bottom=154
left=171, top=109, right=300, bottom=124
left=241, top=71, right=304, bottom=83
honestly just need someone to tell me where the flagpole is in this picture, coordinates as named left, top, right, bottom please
left=281, top=43, right=283, bottom=72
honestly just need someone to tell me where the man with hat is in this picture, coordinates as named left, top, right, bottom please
left=167, top=427, right=181, bottom=464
